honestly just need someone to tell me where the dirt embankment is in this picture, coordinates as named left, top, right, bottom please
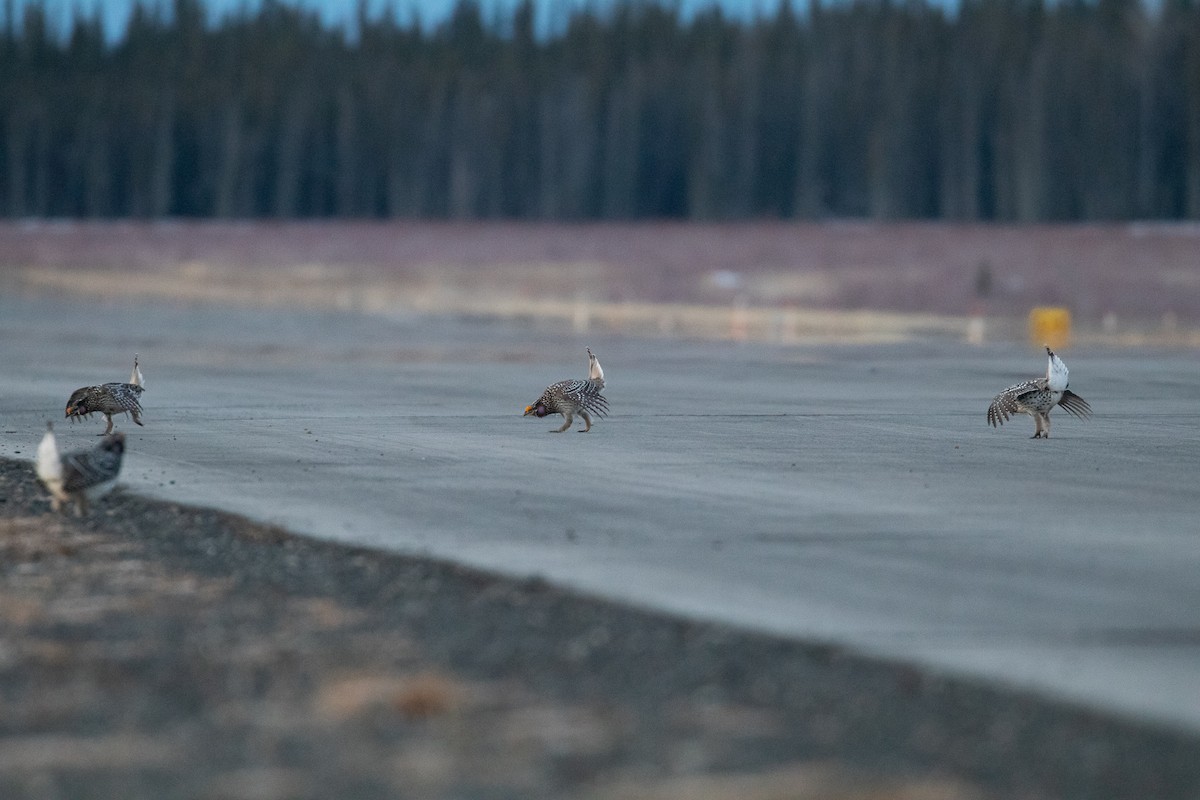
left=2, top=458, right=1199, bottom=799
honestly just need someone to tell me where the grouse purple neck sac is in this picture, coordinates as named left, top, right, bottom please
left=524, top=348, right=609, bottom=433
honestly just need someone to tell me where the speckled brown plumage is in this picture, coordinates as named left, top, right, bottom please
left=65, top=355, right=145, bottom=435
left=37, top=423, right=126, bottom=515
left=524, top=348, right=609, bottom=432
left=988, top=346, right=1091, bottom=438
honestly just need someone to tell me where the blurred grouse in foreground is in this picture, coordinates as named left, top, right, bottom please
left=36, top=422, right=126, bottom=515
left=524, top=347, right=609, bottom=432
left=988, top=346, right=1092, bottom=438
left=65, top=354, right=145, bottom=435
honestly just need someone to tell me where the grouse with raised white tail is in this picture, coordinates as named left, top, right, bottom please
left=988, top=346, right=1092, bottom=438
left=36, top=422, right=126, bottom=514
left=65, top=354, right=145, bottom=435
left=524, top=347, right=609, bottom=432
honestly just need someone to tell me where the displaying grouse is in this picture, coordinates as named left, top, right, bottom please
left=988, top=346, right=1092, bottom=438
left=524, top=348, right=609, bottom=433
left=65, top=354, right=145, bottom=435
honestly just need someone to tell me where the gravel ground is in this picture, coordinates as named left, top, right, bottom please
left=1, top=458, right=1197, bottom=800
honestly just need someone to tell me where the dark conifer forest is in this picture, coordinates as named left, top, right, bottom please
left=2, top=0, right=1198, bottom=220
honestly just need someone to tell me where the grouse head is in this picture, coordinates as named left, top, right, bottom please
left=64, top=387, right=97, bottom=419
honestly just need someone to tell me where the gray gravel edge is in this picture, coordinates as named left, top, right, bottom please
left=1, top=457, right=1197, bottom=800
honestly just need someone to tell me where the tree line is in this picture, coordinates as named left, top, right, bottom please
left=2, top=0, right=1198, bottom=221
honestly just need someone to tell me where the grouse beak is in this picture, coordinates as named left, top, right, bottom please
left=523, top=405, right=535, bottom=416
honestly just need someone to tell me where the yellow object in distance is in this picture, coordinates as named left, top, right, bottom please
left=1029, top=307, right=1071, bottom=349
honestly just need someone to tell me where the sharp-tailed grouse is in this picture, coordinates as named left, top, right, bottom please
left=524, top=347, right=609, bottom=432
left=987, top=346, right=1092, bottom=438
left=65, top=354, right=145, bottom=435
left=36, top=422, right=126, bottom=514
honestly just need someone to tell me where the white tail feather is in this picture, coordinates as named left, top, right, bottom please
left=1046, top=347, right=1068, bottom=392
left=587, top=347, right=604, bottom=384
left=36, top=423, right=62, bottom=485
left=36, top=423, right=67, bottom=510
left=130, top=353, right=145, bottom=388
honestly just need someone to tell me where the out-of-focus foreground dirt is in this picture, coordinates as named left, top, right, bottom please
left=2, top=458, right=1200, bottom=800
left=2, top=455, right=1200, bottom=800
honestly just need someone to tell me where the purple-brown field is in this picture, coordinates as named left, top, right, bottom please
left=2, top=220, right=1198, bottom=327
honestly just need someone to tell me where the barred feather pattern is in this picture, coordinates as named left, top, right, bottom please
left=525, top=377, right=609, bottom=432
left=1057, top=389, right=1093, bottom=420
left=987, top=378, right=1053, bottom=427
left=37, top=427, right=125, bottom=514
left=61, top=434, right=126, bottom=494
left=65, top=382, right=145, bottom=433
left=525, top=347, right=610, bottom=432
left=987, top=350, right=1092, bottom=438
left=538, top=378, right=609, bottom=419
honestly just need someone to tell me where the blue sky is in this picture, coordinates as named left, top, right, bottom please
left=4, top=0, right=790, bottom=40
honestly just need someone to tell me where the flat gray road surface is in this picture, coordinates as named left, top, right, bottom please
left=3, top=294, right=1198, bottom=731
